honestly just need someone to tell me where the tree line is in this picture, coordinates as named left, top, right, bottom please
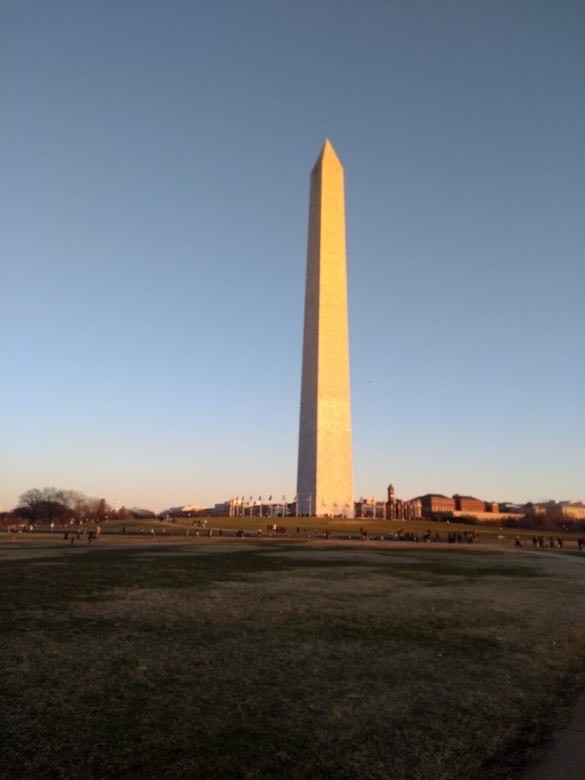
left=13, top=488, right=111, bottom=524
left=6, top=488, right=159, bottom=525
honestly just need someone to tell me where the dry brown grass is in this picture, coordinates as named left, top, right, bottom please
left=1, top=543, right=584, bottom=778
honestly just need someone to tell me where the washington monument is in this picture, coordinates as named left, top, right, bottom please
left=297, top=139, right=354, bottom=518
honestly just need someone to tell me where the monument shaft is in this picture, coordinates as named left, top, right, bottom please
left=297, top=140, right=354, bottom=518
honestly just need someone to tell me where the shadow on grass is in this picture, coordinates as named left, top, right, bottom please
left=1, top=545, right=584, bottom=779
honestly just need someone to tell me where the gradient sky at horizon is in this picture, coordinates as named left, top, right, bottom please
left=2, top=0, right=584, bottom=512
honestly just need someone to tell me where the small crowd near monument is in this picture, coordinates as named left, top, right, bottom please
left=62, top=525, right=101, bottom=544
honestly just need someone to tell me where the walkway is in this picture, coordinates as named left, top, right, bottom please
left=522, top=690, right=585, bottom=779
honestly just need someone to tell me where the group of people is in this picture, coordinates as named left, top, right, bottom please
left=354, top=528, right=478, bottom=544
left=63, top=526, right=101, bottom=544
left=55, top=524, right=585, bottom=550
left=514, top=535, right=568, bottom=549
left=532, top=535, right=563, bottom=549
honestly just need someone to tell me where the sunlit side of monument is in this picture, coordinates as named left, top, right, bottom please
left=297, top=140, right=354, bottom=518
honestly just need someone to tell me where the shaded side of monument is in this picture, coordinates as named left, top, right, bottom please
left=296, top=139, right=354, bottom=518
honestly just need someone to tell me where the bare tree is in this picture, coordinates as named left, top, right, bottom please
left=18, top=488, right=111, bottom=524
left=17, top=488, right=45, bottom=522
left=18, top=487, right=69, bottom=524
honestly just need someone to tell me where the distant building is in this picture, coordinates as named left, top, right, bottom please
left=498, top=502, right=525, bottom=515
left=453, top=494, right=485, bottom=513
left=163, top=505, right=207, bottom=517
left=224, top=498, right=292, bottom=518
left=385, top=484, right=422, bottom=519
left=416, top=494, right=455, bottom=518
left=353, top=485, right=421, bottom=520
left=539, top=501, right=585, bottom=522
left=354, top=497, right=387, bottom=519
left=213, top=502, right=232, bottom=515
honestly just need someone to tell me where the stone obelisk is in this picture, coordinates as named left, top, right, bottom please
left=296, top=139, right=354, bottom=518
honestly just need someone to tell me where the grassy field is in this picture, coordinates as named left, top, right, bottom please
left=1, top=538, right=585, bottom=779
left=18, top=514, right=585, bottom=547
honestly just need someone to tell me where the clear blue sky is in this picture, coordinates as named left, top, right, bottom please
left=2, top=0, right=584, bottom=512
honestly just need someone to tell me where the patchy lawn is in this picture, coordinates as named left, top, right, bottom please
left=1, top=542, right=584, bottom=779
